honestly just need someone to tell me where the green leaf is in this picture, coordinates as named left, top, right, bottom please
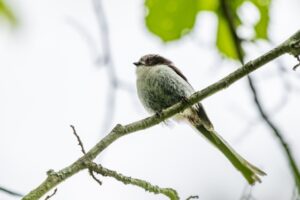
left=197, top=0, right=219, bottom=11
left=250, top=0, right=270, bottom=39
left=216, top=15, right=239, bottom=59
left=145, top=0, right=198, bottom=42
left=230, top=0, right=246, bottom=26
left=0, top=0, right=17, bottom=25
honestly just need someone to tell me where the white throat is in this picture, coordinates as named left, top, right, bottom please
left=136, top=64, right=170, bottom=80
left=136, top=65, right=151, bottom=79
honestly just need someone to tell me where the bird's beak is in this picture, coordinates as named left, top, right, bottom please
left=133, top=62, right=140, bottom=67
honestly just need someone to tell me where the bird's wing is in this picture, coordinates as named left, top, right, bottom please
left=167, top=64, right=188, bottom=82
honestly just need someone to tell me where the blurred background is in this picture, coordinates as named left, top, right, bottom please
left=0, top=0, right=300, bottom=199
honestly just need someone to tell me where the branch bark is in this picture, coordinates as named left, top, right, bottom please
left=22, top=30, right=300, bottom=200
left=86, top=161, right=179, bottom=200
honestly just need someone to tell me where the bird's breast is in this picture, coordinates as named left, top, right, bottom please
left=136, top=65, right=194, bottom=114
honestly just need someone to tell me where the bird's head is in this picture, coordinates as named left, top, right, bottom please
left=133, top=54, right=172, bottom=67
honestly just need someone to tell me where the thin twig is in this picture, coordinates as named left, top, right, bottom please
left=70, top=125, right=102, bottom=185
left=248, top=77, right=300, bottom=189
left=71, top=125, right=178, bottom=198
left=88, top=170, right=103, bottom=186
left=67, top=0, right=134, bottom=134
left=86, top=161, right=179, bottom=200
left=293, top=56, right=300, bottom=70
left=0, top=186, right=23, bottom=197
left=92, top=0, right=135, bottom=131
left=220, top=0, right=300, bottom=194
left=71, top=125, right=177, bottom=198
left=186, top=195, right=199, bottom=200
left=21, top=30, right=300, bottom=200
left=268, top=40, right=300, bottom=91
left=44, top=188, right=57, bottom=200
left=70, top=125, right=86, bottom=154
left=93, top=0, right=118, bottom=133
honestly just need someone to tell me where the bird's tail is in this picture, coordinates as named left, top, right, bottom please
left=193, top=123, right=266, bottom=185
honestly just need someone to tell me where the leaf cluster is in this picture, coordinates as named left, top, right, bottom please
left=145, top=0, right=270, bottom=59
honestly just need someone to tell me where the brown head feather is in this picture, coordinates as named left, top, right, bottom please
left=138, top=54, right=188, bottom=82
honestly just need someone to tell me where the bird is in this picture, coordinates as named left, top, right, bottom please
left=133, top=54, right=266, bottom=185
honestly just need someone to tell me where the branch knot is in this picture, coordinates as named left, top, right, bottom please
left=46, top=169, right=56, bottom=177
left=289, top=39, right=300, bottom=57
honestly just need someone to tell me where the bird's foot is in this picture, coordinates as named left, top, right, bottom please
left=155, top=110, right=163, bottom=118
left=180, top=96, right=190, bottom=105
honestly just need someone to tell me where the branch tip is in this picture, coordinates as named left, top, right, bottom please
left=89, top=169, right=102, bottom=186
left=288, top=36, right=300, bottom=57
left=44, top=188, right=57, bottom=200
left=293, top=56, right=300, bottom=71
left=87, top=161, right=179, bottom=200
left=186, top=195, right=199, bottom=200
left=69, top=126, right=103, bottom=185
left=112, top=124, right=123, bottom=132
left=70, top=125, right=86, bottom=154
left=0, top=186, right=23, bottom=197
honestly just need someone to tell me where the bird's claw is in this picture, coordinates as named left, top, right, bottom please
left=155, top=110, right=163, bottom=118
left=180, top=96, right=190, bottom=104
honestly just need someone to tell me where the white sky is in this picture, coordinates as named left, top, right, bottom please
left=0, top=0, right=300, bottom=199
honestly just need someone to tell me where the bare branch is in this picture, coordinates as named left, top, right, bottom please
left=220, top=0, right=300, bottom=194
left=44, top=189, right=57, bottom=200
left=0, top=186, right=23, bottom=197
left=67, top=0, right=134, bottom=134
left=245, top=77, right=300, bottom=191
left=22, top=30, right=300, bottom=200
left=70, top=125, right=178, bottom=198
left=70, top=125, right=102, bottom=185
left=293, top=56, right=300, bottom=71
left=71, top=125, right=177, bottom=198
left=86, top=161, right=179, bottom=200
left=92, top=0, right=121, bottom=133
left=186, top=195, right=199, bottom=200
left=70, top=125, right=86, bottom=154
left=88, top=170, right=103, bottom=186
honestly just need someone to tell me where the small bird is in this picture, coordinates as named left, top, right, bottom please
left=134, top=54, right=266, bottom=184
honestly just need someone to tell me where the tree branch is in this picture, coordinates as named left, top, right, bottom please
left=220, top=0, right=300, bottom=193
left=44, top=189, right=57, bottom=200
left=186, top=195, right=199, bottom=200
left=67, top=0, right=134, bottom=134
left=0, top=186, right=23, bottom=197
left=71, top=125, right=179, bottom=199
left=86, top=161, right=179, bottom=200
left=70, top=125, right=103, bottom=185
left=93, top=0, right=118, bottom=133
left=22, top=30, right=300, bottom=200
